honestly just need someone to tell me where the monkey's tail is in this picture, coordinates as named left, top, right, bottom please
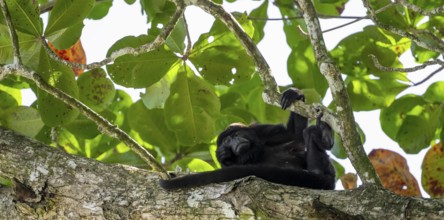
left=159, top=166, right=335, bottom=191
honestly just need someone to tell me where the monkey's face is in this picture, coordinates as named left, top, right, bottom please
left=216, top=127, right=259, bottom=167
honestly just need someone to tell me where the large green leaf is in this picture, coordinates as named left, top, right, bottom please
left=77, top=68, right=116, bottom=112
left=128, top=101, right=177, bottom=150
left=380, top=95, right=442, bottom=153
left=423, top=81, right=444, bottom=103
left=106, top=35, right=179, bottom=88
left=314, top=0, right=348, bottom=16
left=249, top=0, right=268, bottom=43
left=45, top=0, right=94, bottom=35
left=164, top=66, right=220, bottom=146
left=331, top=26, right=409, bottom=80
left=0, top=84, right=20, bottom=112
left=347, top=77, right=408, bottom=111
left=36, top=49, right=79, bottom=126
left=46, top=22, right=84, bottom=50
left=1, top=106, right=43, bottom=137
left=5, top=0, right=42, bottom=36
left=189, top=14, right=255, bottom=85
left=288, top=41, right=329, bottom=97
left=87, top=0, right=113, bottom=20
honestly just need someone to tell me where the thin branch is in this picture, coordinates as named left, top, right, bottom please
left=0, top=0, right=22, bottom=65
left=182, top=13, right=193, bottom=59
left=412, top=66, right=444, bottom=86
left=395, top=0, right=444, bottom=16
left=369, top=54, right=444, bottom=72
left=294, top=0, right=382, bottom=187
left=0, top=65, right=168, bottom=178
left=324, top=3, right=394, bottom=33
left=247, top=15, right=367, bottom=21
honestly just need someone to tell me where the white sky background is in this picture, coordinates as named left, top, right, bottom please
left=24, top=0, right=444, bottom=194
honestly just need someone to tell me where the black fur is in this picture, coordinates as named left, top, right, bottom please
left=159, top=88, right=335, bottom=190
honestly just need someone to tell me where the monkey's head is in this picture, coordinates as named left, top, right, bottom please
left=216, top=123, right=262, bottom=167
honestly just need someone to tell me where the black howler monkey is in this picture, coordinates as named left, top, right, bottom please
left=160, top=88, right=336, bottom=190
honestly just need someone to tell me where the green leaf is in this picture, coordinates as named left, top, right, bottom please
left=164, top=66, right=220, bottom=146
left=87, top=0, right=113, bottom=20
left=36, top=49, right=79, bottom=126
left=46, top=22, right=84, bottom=50
left=411, top=42, right=439, bottom=63
left=165, top=17, right=186, bottom=54
left=249, top=0, right=268, bottom=43
left=64, top=115, right=100, bottom=139
left=347, top=77, right=408, bottom=111
left=423, top=81, right=444, bottom=103
left=128, top=101, right=177, bottom=150
left=2, top=106, right=43, bottom=137
left=140, top=0, right=166, bottom=23
left=171, top=158, right=214, bottom=172
left=314, top=0, right=347, bottom=16
left=106, top=35, right=179, bottom=88
left=45, top=0, right=94, bottom=35
left=77, top=68, right=116, bottom=112
left=141, top=76, right=171, bottom=109
left=5, top=0, right=43, bottom=36
left=189, top=15, right=255, bottom=85
left=0, top=84, right=21, bottom=112
left=57, top=128, right=81, bottom=155
left=288, top=43, right=329, bottom=97
left=381, top=95, right=442, bottom=153
left=0, top=24, right=41, bottom=67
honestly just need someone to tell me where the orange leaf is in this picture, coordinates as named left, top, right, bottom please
left=340, top=173, right=357, bottom=190
left=422, top=143, right=444, bottom=198
left=369, top=149, right=421, bottom=197
left=48, top=40, right=86, bottom=76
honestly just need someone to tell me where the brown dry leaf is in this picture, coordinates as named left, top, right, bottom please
left=48, top=40, right=86, bottom=76
left=369, top=149, right=421, bottom=197
left=340, top=173, right=357, bottom=190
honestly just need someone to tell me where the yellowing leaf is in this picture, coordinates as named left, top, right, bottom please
left=48, top=40, right=86, bottom=76
left=369, top=149, right=421, bottom=197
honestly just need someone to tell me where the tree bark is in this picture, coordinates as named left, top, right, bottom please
left=0, top=128, right=443, bottom=219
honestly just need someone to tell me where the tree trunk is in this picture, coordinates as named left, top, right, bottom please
left=0, top=128, right=443, bottom=219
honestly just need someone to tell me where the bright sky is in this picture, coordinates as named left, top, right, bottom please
left=23, top=0, right=444, bottom=194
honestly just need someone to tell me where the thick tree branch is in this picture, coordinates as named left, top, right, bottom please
left=294, top=0, right=382, bottom=187
left=1, top=128, right=443, bottom=219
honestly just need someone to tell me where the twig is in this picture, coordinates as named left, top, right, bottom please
left=247, top=15, right=367, bottom=21
left=182, top=13, right=193, bottom=59
left=324, top=3, right=394, bottom=33
left=412, top=67, right=443, bottom=86
left=369, top=54, right=444, bottom=72
left=294, top=0, right=382, bottom=187
left=0, top=0, right=22, bottom=65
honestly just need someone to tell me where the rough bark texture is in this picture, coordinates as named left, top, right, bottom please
left=0, top=127, right=443, bottom=219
